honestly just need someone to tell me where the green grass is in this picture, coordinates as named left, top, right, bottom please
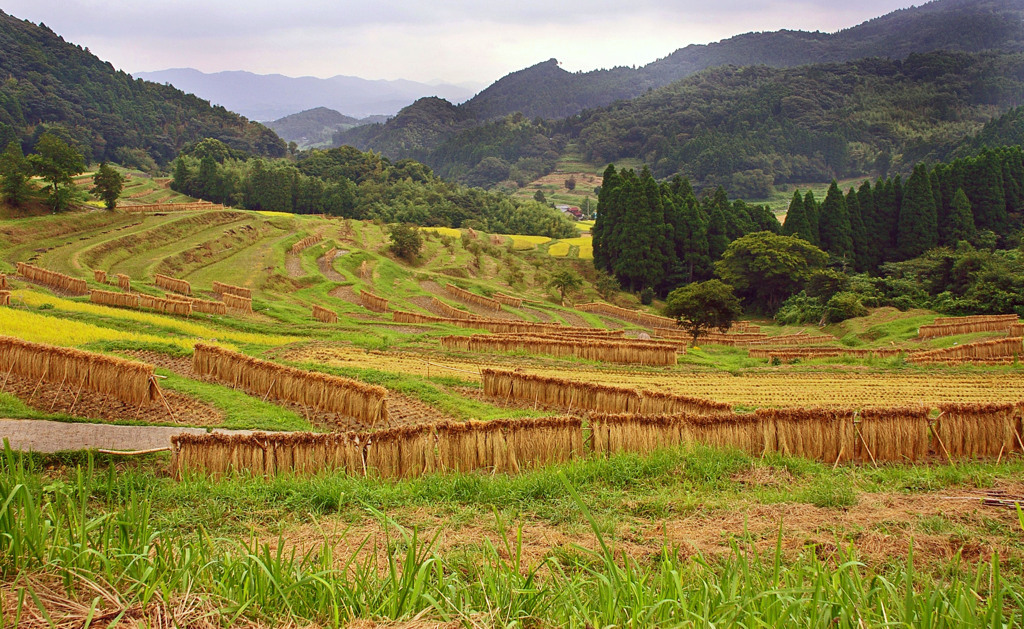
left=157, top=370, right=313, bottom=431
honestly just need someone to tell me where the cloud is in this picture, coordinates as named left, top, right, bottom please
left=2, top=0, right=919, bottom=82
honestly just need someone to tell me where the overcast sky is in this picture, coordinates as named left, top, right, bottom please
left=5, top=0, right=920, bottom=85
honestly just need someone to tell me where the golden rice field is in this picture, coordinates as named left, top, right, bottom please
left=0, top=306, right=197, bottom=350
left=504, top=234, right=551, bottom=250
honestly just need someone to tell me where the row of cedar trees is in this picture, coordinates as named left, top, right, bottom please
left=782, top=147, right=1024, bottom=271
left=172, top=402, right=1024, bottom=479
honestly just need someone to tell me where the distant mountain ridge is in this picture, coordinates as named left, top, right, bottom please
left=134, top=68, right=481, bottom=121
left=264, top=108, right=386, bottom=149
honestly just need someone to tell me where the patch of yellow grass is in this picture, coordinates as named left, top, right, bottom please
left=548, top=235, right=593, bottom=258
left=505, top=234, right=551, bottom=250
left=254, top=210, right=294, bottom=217
left=0, top=307, right=196, bottom=350
left=547, top=241, right=571, bottom=257
left=15, top=290, right=297, bottom=346
left=423, top=227, right=463, bottom=238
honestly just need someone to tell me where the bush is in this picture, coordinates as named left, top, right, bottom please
left=806, top=269, right=850, bottom=302
left=639, top=287, right=655, bottom=305
left=388, top=223, right=422, bottom=261
left=825, top=292, right=868, bottom=323
left=774, top=291, right=825, bottom=325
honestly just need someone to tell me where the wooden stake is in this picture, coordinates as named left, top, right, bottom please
left=48, top=374, right=68, bottom=411
left=28, top=373, right=46, bottom=402
left=154, top=380, right=175, bottom=421
left=67, top=381, right=85, bottom=415
left=261, top=379, right=277, bottom=402
left=832, top=445, right=845, bottom=470
left=856, top=425, right=877, bottom=468
left=996, top=444, right=1006, bottom=466
left=0, top=363, right=14, bottom=394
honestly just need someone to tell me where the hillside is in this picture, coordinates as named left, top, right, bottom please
left=265, top=107, right=378, bottom=149
left=0, top=11, right=285, bottom=168
left=136, top=68, right=480, bottom=120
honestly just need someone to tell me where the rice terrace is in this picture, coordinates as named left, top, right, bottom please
left=5, top=0, right=1024, bottom=627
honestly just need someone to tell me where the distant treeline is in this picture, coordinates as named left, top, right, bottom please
left=170, top=140, right=577, bottom=238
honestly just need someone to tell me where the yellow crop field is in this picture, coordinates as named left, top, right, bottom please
left=0, top=307, right=195, bottom=350
left=548, top=241, right=571, bottom=256
left=16, top=290, right=297, bottom=346
left=254, top=210, right=293, bottom=217
left=423, top=226, right=463, bottom=238
left=547, top=236, right=593, bottom=259
left=506, top=234, right=551, bottom=250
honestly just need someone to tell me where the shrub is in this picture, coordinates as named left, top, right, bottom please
left=825, top=291, right=868, bottom=322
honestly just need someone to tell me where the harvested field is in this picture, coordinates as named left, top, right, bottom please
left=442, top=334, right=679, bottom=366
left=420, top=280, right=522, bottom=320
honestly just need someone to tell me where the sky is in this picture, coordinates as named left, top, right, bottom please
left=4, top=0, right=921, bottom=86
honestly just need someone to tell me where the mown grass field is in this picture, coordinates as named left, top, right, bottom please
left=2, top=182, right=1024, bottom=626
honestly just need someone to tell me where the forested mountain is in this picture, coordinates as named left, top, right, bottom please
left=135, top=68, right=480, bottom=121
left=265, top=108, right=382, bottom=149
left=460, top=0, right=1024, bottom=121
left=0, top=11, right=285, bottom=168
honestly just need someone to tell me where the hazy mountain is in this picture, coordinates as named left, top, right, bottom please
left=134, top=68, right=481, bottom=120
left=265, top=107, right=387, bottom=149
left=462, top=0, right=1024, bottom=121
left=0, top=10, right=284, bottom=167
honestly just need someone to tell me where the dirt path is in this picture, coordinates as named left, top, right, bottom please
left=317, top=251, right=347, bottom=281
left=0, top=419, right=257, bottom=453
left=284, top=252, right=304, bottom=278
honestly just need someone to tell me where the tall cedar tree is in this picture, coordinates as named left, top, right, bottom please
left=781, top=190, right=813, bottom=241
left=855, top=180, right=884, bottom=270
left=873, top=178, right=899, bottom=259
left=897, top=164, right=939, bottom=259
left=592, top=164, right=620, bottom=272
left=965, top=151, right=1007, bottom=234
left=845, top=187, right=869, bottom=271
left=947, top=188, right=976, bottom=243
left=611, top=168, right=668, bottom=291
left=802, top=190, right=820, bottom=245
left=818, top=181, right=854, bottom=261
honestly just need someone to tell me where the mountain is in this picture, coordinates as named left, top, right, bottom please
left=462, top=0, right=1024, bottom=121
left=134, top=68, right=480, bottom=121
left=0, top=10, right=285, bottom=167
left=265, top=107, right=385, bottom=149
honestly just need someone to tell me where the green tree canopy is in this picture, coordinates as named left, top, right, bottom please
left=547, top=268, right=584, bottom=304
left=388, top=223, right=423, bottom=261
left=0, top=141, right=31, bottom=207
left=715, top=231, right=829, bottom=312
left=28, top=133, right=85, bottom=211
left=664, top=279, right=742, bottom=344
left=90, top=162, right=125, bottom=210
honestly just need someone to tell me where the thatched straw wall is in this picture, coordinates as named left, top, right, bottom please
left=908, top=338, right=1022, bottom=364
left=154, top=273, right=192, bottom=295
left=312, top=304, right=338, bottom=324
left=443, top=334, right=678, bottom=366
left=918, top=317, right=1019, bottom=338
left=0, top=335, right=158, bottom=405
left=748, top=347, right=902, bottom=362
left=856, top=407, right=930, bottom=463
left=589, top=413, right=688, bottom=455
left=393, top=310, right=576, bottom=335
left=212, top=281, right=252, bottom=299
left=140, top=294, right=193, bottom=316
left=445, top=284, right=502, bottom=311
left=171, top=431, right=365, bottom=479
left=933, top=403, right=1018, bottom=459
left=223, top=293, right=253, bottom=315
left=0, top=291, right=9, bottom=306
left=747, top=334, right=839, bottom=347
left=755, top=408, right=855, bottom=462
left=120, top=201, right=226, bottom=213
left=16, top=262, right=88, bottom=295
left=483, top=369, right=642, bottom=414
left=637, top=389, right=732, bottom=415
left=92, top=270, right=106, bottom=284
left=431, top=297, right=481, bottom=320
left=493, top=292, right=523, bottom=308
left=359, top=290, right=389, bottom=313
left=577, top=302, right=677, bottom=328
left=117, top=274, right=131, bottom=292
left=290, top=235, right=323, bottom=254
left=192, top=344, right=388, bottom=424
left=90, top=289, right=141, bottom=309
left=1009, top=323, right=1024, bottom=337
left=166, top=294, right=227, bottom=315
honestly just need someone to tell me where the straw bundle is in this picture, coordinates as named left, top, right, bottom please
left=856, top=407, right=930, bottom=463
left=442, top=334, right=678, bottom=366
left=90, top=289, right=141, bottom=309
left=223, top=293, right=253, bottom=315
left=493, top=292, right=523, bottom=308
left=212, top=281, right=252, bottom=299
left=0, top=335, right=159, bottom=405
left=393, top=310, right=579, bottom=335
left=193, top=344, right=388, bottom=424
left=16, top=262, right=88, bottom=295
left=154, top=273, right=192, bottom=295
left=366, top=425, right=435, bottom=479
left=312, top=304, right=338, bottom=324
left=589, top=413, right=688, bottom=455
left=755, top=408, right=855, bottom=462
left=431, top=297, right=481, bottom=320
left=116, top=274, right=131, bottom=292
left=359, top=290, right=389, bottom=313
left=0, top=291, right=9, bottom=306
left=918, top=316, right=1019, bottom=338
left=445, top=284, right=502, bottom=311
left=933, top=403, right=1018, bottom=460
left=908, top=338, right=1022, bottom=364
left=166, top=294, right=227, bottom=315
left=0, top=274, right=6, bottom=289
left=483, top=369, right=642, bottom=413
left=748, top=347, right=902, bottom=362
left=434, top=417, right=583, bottom=474
left=171, top=431, right=364, bottom=479
left=92, top=270, right=106, bottom=284
left=290, top=235, right=323, bottom=253
left=637, top=389, right=732, bottom=416
left=140, top=294, right=193, bottom=316
left=747, top=334, right=839, bottom=347
left=120, top=201, right=226, bottom=213
left=1009, top=323, right=1024, bottom=337
left=687, top=413, right=769, bottom=455
left=578, top=302, right=677, bottom=328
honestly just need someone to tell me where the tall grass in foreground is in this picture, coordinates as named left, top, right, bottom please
left=1, top=445, right=1021, bottom=628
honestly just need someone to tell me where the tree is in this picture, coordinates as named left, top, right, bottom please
left=896, top=164, right=939, bottom=259
left=781, top=190, right=813, bottom=242
left=547, top=268, right=583, bottom=304
left=564, top=176, right=576, bottom=191
left=28, top=133, right=85, bottom=211
left=388, top=223, right=422, bottom=261
left=714, top=231, right=829, bottom=312
left=818, top=180, right=853, bottom=260
left=533, top=189, right=547, bottom=204
left=664, top=280, right=742, bottom=344
left=90, top=162, right=125, bottom=209
left=0, top=141, right=32, bottom=207
left=947, top=188, right=976, bottom=243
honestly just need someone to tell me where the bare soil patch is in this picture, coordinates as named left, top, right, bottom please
left=418, top=280, right=523, bottom=321
left=318, top=252, right=347, bottom=281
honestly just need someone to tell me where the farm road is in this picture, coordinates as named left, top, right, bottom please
left=0, top=419, right=257, bottom=453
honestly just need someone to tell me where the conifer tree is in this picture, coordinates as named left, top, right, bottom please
left=818, top=180, right=853, bottom=260
left=896, top=164, right=939, bottom=259
left=965, top=151, right=1007, bottom=234
left=611, top=167, right=668, bottom=291
left=0, top=141, right=32, bottom=206
left=873, top=177, right=899, bottom=257
left=664, top=185, right=709, bottom=283
left=706, top=204, right=730, bottom=261
left=845, top=187, right=869, bottom=271
left=803, top=190, right=820, bottom=245
left=947, top=188, right=976, bottom=243
left=592, top=164, right=620, bottom=273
